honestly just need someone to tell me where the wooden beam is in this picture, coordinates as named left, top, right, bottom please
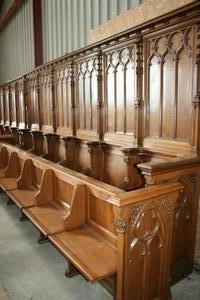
left=32, top=0, right=43, bottom=67
left=0, top=0, right=23, bottom=32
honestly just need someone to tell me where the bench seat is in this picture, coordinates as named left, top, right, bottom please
left=23, top=203, right=68, bottom=235
left=49, top=227, right=117, bottom=282
left=0, top=177, right=17, bottom=191
left=7, top=188, right=38, bottom=209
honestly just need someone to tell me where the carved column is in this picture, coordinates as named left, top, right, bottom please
left=51, top=69, right=57, bottom=133
left=70, top=63, right=76, bottom=137
left=135, top=36, right=143, bottom=147
left=97, top=52, right=103, bottom=140
left=192, top=22, right=200, bottom=155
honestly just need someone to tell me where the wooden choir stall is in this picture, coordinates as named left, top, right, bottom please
left=0, top=1, right=200, bottom=299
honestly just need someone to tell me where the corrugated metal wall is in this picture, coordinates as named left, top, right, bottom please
left=42, top=0, right=141, bottom=63
left=0, top=0, right=34, bottom=84
left=0, top=0, right=142, bottom=83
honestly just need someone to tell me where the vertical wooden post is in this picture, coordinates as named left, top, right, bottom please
left=70, top=63, right=76, bottom=136
left=135, top=36, right=143, bottom=147
left=32, top=0, right=43, bottom=67
left=192, top=22, right=200, bottom=155
left=97, top=52, right=103, bottom=140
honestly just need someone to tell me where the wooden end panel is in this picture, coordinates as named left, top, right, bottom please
left=49, top=228, right=117, bottom=282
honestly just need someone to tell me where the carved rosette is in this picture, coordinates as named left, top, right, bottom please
left=114, top=218, right=127, bottom=233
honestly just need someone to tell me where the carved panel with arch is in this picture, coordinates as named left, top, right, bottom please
left=145, top=26, right=194, bottom=142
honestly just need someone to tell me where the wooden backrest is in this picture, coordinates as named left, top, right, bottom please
left=103, top=39, right=138, bottom=146
left=75, top=53, right=100, bottom=141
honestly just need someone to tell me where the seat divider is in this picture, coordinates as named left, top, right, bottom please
left=34, top=169, right=54, bottom=206
left=0, top=146, right=8, bottom=168
left=4, top=152, right=20, bottom=178
left=63, top=184, right=86, bottom=231
left=17, top=159, right=35, bottom=189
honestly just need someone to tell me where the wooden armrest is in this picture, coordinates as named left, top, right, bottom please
left=34, top=169, right=54, bottom=206
left=17, top=159, right=35, bottom=189
left=63, top=184, right=86, bottom=231
left=49, top=227, right=116, bottom=282
left=4, top=152, right=20, bottom=178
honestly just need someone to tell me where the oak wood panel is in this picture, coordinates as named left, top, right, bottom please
left=27, top=74, right=41, bottom=131
left=39, top=68, right=54, bottom=133
left=103, top=41, right=138, bottom=146
left=16, top=79, right=26, bottom=129
left=144, top=24, right=196, bottom=155
left=75, top=54, right=100, bottom=141
left=55, top=62, right=73, bottom=137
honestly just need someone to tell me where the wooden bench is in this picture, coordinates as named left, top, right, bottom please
left=0, top=151, right=22, bottom=191
left=0, top=142, right=190, bottom=299
left=23, top=170, right=117, bottom=282
left=22, top=171, right=84, bottom=235
left=7, top=158, right=46, bottom=210
left=1, top=143, right=119, bottom=283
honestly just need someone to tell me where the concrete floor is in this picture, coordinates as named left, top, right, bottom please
left=0, top=192, right=200, bottom=300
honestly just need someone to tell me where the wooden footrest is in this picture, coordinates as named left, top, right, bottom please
left=7, top=189, right=38, bottom=209
left=49, top=227, right=116, bottom=282
left=23, top=204, right=67, bottom=236
left=0, top=178, right=17, bottom=191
